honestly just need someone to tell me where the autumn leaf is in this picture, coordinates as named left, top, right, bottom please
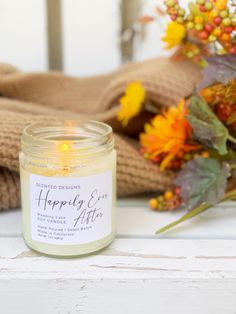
left=175, top=158, right=230, bottom=211
left=139, top=15, right=155, bottom=24
left=155, top=158, right=231, bottom=234
left=198, top=55, right=236, bottom=90
left=187, top=95, right=229, bottom=155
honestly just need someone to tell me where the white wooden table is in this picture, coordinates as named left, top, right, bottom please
left=1, top=198, right=236, bottom=314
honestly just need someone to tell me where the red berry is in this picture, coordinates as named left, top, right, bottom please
left=215, top=103, right=235, bottom=122
left=214, top=16, right=222, bottom=25
left=229, top=47, right=236, bottom=54
left=198, top=30, right=209, bottom=39
left=174, top=187, right=181, bottom=195
left=200, top=4, right=206, bottom=12
left=224, top=26, right=234, bottom=33
left=193, top=55, right=201, bottom=62
left=204, top=23, right=213, bottom=32
left=171, top=14, right=177, bottom=21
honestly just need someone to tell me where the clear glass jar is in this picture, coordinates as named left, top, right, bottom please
left=19, top=120, right=116, bottom=257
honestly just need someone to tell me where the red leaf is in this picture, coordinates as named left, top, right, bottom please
left=139, top=15, right=155, bottom=24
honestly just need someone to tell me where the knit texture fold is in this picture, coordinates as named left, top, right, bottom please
left=0, top=58, right=200, bottom=210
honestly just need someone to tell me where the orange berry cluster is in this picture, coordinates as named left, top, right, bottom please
left=201, top=80, right=236, bottom=130
left=179, top=42, right=208, bottom=66
left=165, top=0, right=236, bottom=54
left=149, top=187, right=182, bottom=211
left=201, top=80, right=236, bottom=105
left=165, top=0, right=186, bottom=24
left=215, top=102, right=236, bottom=124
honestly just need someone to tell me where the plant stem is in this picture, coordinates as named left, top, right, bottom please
left=228, top=134, right=236, bottom=144
left=155, top=188, right=236, bottom=235
left=155, top=203, right=210, bottom=234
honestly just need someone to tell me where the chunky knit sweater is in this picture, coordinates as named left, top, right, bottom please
left=0, top=58, right=200, bottom=210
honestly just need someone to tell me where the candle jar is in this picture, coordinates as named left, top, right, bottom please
left=19, top=120, right=116, bottom=257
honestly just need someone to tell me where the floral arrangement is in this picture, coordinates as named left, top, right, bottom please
left=141, top=0, right=236, bottom=66
left=117, top=0, right=236, bottom=233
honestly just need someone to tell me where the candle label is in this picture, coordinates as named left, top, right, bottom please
left=30, top=171, right=113, bottom=245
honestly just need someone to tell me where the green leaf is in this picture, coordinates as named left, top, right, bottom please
left=175, top=158, right=230, bottom=211
left=187, top=95, right=229, bottom=155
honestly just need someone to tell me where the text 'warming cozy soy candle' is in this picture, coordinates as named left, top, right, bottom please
left=19, top=120, right=116, bottom=257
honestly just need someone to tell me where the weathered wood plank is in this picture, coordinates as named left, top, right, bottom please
left=1, top=238, right=236, bottom=313
left=0, top=278, right=236, bottom=314
left=1, top=199, right=236, bottom=314
left=1, top=238, right=236, bottom=278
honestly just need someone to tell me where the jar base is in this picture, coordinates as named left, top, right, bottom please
left=23, top=235, right=115, bottom=258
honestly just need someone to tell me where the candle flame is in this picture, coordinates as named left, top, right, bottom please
left=60, top=143, right=70, bottom=152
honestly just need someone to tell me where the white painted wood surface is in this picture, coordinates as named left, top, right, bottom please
left=1, top=199, right=236, bottom=313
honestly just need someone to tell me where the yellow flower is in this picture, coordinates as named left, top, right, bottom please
left=117, top=81, right=146, bottom=127
left=140, top=99, right=200, bottom=171
left=162, top=22, right=186, bottom=49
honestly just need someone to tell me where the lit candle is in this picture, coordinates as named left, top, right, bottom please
left=19, top=120, right=116, bottom=257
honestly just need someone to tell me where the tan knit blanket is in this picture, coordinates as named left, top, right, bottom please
left=0, top=58, right=200, bottom=210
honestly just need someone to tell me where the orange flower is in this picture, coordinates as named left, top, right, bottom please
left=140, top=99, right=200, bottom=171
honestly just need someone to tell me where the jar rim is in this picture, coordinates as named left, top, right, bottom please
left=23, top=120, right=112, bottom=142
left=21, top=120, right=114, bottom=159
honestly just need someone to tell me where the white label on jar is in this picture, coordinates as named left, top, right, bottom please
left=30, top=171, right=113, bottom=245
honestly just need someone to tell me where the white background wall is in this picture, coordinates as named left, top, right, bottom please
left=0, top=0, right=48, bottom=71
left=62, top=0, right=121, bottom=76
left=0, top=0, right=188, bottom=76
